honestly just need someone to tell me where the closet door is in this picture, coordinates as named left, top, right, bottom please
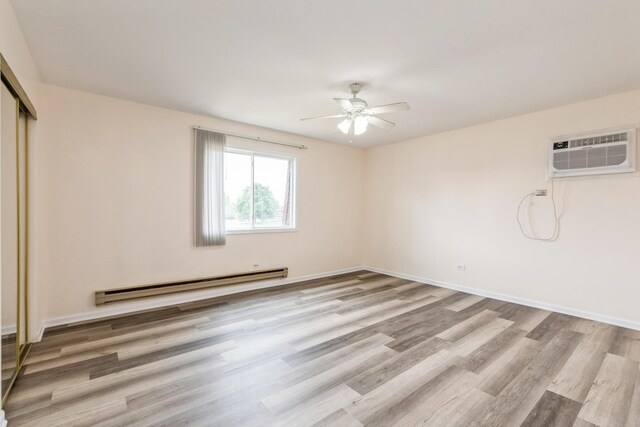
left=17, top=109, right=27, bottom=352
left=1, top=82, right=18, bottom=397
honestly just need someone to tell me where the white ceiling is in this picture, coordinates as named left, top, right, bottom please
left=11, top=0, right=640, bottom=147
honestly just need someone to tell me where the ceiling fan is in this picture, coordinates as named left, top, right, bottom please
left=300, top=83, right=410, bottom=136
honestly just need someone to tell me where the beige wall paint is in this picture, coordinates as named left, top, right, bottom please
left=34, top=85, right=640, bottom=328
left=37, top=84, right=364, bottom=320
left=0, top=0, right=40, bottom=109
left=364, top=89, right=640, bottom=325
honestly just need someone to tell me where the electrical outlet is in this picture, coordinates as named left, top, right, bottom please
left=457, top=265, right=466, bottom=271
left=253, top=263, right=260, bottom=268
left=534, top=189, right=547, bottom=196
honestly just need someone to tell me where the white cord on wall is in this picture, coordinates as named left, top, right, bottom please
left=517, top=178, right=559, bottom=241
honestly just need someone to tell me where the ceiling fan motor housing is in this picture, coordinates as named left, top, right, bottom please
left=347, top=83, right=367, bottom=112
left=348, top=98, right=367, bottom=112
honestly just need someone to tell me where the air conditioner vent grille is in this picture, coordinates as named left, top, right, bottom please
left=553, top=145, right=627, bottom=170
left=569, top=132, right=627, bottom=148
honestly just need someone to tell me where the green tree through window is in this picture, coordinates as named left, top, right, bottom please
left=236, top=183, right=280, bottom=222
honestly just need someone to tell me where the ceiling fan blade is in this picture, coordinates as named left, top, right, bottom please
left=300, top=113, right=347, bottom=121
left=333, top=98, right=353, bottom=110
left=366, top=115, right=395, bottom=129
left=365, top=102, right=410, bottom=115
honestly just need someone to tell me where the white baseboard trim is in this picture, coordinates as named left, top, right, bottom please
left=34, top=324, right=45, bottom=343
left=0, top=409, right=7, bottom=427
left=364, top=266, right=640, bottom=331
left=2, top=324, right=16, bottom=336
left=34, top=266, right=367, bottom=341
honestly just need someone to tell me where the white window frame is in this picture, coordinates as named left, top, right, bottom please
left=224, top=147, right=297, bottom=234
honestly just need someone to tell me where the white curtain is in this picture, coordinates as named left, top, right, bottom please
left=194, top=129, right=226, bottom=246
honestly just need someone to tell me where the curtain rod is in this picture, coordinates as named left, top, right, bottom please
left=193, top=126, right=308, bottom=150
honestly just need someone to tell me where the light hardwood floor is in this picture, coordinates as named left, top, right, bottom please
left=4, top=271, right=640, bottom=426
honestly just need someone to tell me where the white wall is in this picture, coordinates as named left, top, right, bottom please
left=364, top=89, right=640, bottom=326
left=36, top=84, right=364, bottom=321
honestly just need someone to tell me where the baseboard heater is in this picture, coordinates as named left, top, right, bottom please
left=95, top=267, right=288, bottom=305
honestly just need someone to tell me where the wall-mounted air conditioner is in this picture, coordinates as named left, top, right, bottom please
left=549, top=127, right=636, bottom=178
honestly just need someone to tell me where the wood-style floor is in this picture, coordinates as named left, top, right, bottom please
left=4, top=271, right=640, bottom=426
left=2, top=333, right=17, bottom=392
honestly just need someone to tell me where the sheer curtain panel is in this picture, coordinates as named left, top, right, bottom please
left=194, top=129, right=226, bottom=246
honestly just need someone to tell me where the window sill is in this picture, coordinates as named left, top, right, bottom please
left=227, top=228, right=298, bottom=235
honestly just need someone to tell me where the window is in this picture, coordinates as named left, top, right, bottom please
left=224, top=149, right=296, bottom=232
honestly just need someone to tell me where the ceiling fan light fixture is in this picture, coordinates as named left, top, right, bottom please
left=354, top=115, right=368, bottom=135
left=338, top=118, right=352, bottom=134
